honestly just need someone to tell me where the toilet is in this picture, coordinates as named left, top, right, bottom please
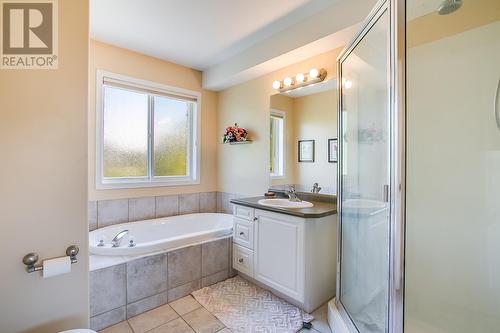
left=59, top=330, right=96, bottom=333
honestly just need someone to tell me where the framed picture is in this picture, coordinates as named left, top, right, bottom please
left=328, top=138, right=338, bottom=163
left=298, top=140, right=315, bottom=162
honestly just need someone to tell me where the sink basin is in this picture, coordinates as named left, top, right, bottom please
left=258, top=198, right=314, bottom=209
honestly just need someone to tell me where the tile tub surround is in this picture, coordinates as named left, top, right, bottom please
left=89, top=192, right=240, bottom=231
left=90, top=237, right=233, bottom=331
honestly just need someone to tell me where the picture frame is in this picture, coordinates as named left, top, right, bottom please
left=298, top=140, right=315, bottom=162
left=328, top=138, right=338, bottom=163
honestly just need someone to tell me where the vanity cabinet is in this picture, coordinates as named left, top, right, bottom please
left=232, top=203, right=337, bottom=312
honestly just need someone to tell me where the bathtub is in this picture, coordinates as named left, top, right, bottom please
left=89, top=213, right=233, bottom=256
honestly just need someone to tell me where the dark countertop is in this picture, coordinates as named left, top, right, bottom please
left=230, top=196, right=337, bottom=218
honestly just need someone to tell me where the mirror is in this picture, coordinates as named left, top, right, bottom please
left=269, top=80, right=337, bottom=195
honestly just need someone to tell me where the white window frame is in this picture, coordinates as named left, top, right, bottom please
left=270, top=109, right=286, bottom=179
left=95, top=70, right=201, bottom=189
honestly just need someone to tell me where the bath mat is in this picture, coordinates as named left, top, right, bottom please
left=191, top=275, right=313, bottom=333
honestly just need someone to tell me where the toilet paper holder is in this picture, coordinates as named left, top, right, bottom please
left=22, top=245, right=79, bottom=273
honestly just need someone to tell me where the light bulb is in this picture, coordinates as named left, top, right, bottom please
left=309, top=68, right=319, bottom=79
left=283, top=77, right=293, bottom=87
left=344, top=80, right=353, bottom=89
left=272, top=80, right=281, bottom=90
left=295, top=73, right=305, bottom=83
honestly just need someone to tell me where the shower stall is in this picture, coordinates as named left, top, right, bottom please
left=331, top=0, right=500, bottom=332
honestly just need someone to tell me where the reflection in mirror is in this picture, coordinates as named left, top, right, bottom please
left=269, top=80, right=337, bottom=195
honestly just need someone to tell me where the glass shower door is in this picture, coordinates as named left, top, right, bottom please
left=405, top=0, right=500, bottom=332
left=337, top=2, right=391, bottom=332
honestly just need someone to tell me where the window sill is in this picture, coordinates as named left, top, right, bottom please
left=96, top=179, right=200, bottom=190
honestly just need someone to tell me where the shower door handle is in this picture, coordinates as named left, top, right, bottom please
left=495, top=77, right=500, bottom=130
left=383, top=184, right=390, bottom=202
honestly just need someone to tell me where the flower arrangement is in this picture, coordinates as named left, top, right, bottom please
left=222, top=123, right=249, bottom=143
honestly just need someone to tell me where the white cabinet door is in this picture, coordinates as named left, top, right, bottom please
left=254, top=209, right=304, bottom=302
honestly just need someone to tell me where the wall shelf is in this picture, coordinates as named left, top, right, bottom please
left=227, top=140, right=253, bottom=145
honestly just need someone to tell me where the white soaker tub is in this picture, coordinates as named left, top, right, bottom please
left=89, top=213, right=233, bottom=256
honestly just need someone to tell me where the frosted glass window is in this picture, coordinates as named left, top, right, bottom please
left=97, top=72, right=199, bottom=188
left=153, top=96, right=190, bottom=177
left=103, top=86, right=148, bottom=178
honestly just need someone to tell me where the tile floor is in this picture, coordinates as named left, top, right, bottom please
left=99, top=295, right=332, bottom=333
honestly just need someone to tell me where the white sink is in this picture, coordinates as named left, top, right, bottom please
left=258, top=198, right=314, bottom=209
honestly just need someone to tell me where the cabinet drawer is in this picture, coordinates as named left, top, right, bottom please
left=233, top=204, right=254, bottom=221
left=233, top=244, right=254, bottom=277
left=233, top=217, right=254, bottom=250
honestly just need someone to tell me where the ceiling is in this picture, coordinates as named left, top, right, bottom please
left=90, top=0, right=335, bottom=71
left=90, top=0, right=385, bottom=90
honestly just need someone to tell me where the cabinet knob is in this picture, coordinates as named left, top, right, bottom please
left=239, top=231, right=245, bottom=236
left=238, top=258, right=244, bottom=263
left=253, top=217, right=258, bottom=221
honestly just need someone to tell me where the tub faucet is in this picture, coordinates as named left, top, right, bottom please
left=311, top=183, right=322, bottom=193
left=111, top=230, right=129, bottom=247
left=285, top=185, right=302, bottom=202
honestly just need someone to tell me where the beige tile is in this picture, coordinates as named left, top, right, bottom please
left=167, top=279, right=201, bottom=302
left=156, top=195, right=179, bottom=218
left=98, top=199, right=129, bottom=228
left=149, top=317, right=195, bottom=333
left=311, top=303, right=332, bottom=333
left=199, top=192, right=217, bottom=213
left=169, top=295, right=202, bottom=316
left=202, top=270, right=228, bottom=288
left=167, top=245, right=201, bottom=289
left=98, top=321, right=133, bottom=333
left=182, top=307, right=224, bottom=333
left=216, top=328, right=232, bottom=333
left=179, top=193, right=200, bottom=214
left=89, top=201, right=97, bottom=231
left=129, top=197, right=155, bottom=222
left=91, top=306, right=126, bottom=331
left=90, top=264, right=126, bottom=317
left=128, top=304, right=179, bottom=333
left=202, top=238, right=229, bottom=277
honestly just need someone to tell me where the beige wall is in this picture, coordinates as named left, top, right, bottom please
left=293, top=90, right=337, bottom=192
left=89, top=40, right=218, bottom=201
left=408, top=0, right=500, bottom=48
left=0, top=1, right=90, bottom=332
left=217, top=48, right=342, bottom=196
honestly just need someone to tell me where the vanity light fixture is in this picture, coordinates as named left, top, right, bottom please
left=283, top=77, right=294, bottom=87
left=309, top=68, right=319, bottom=79
left=272, top=68, right=327, bottom=93
left=272, top=80, right=282, bottom=90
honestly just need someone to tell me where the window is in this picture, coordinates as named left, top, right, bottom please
left=270, top=110, right=285, bottom=178
left=96, top=71, right=200, bottom=188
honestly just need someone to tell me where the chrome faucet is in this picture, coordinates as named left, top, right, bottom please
left=285, top=185, right=302, bottom=202
left=311, top=183, right=322, bottom=193
left=111, top=230, right=129, bottom=247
